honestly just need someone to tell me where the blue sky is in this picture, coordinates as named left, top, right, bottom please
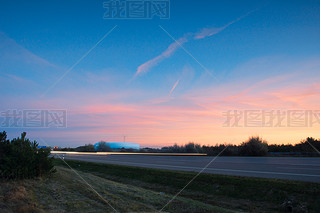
left=1, top=0, right=320, bottom=147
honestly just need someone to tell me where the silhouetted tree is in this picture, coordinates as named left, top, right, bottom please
left=239, top=136, right=268, bottom=156
left=96, top=141, right=112, bottom=152
left=295, top=137, right=320, bottom=155
left=0, top=131, right=55, bottom=179
left=75, top=144, right=96, bottom=152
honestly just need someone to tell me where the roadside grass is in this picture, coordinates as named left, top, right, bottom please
left=54, top=159, right=320, bottom=212
left=0, top=180, right=43, bottom=213
left=0, top=166, right=237, bottom=213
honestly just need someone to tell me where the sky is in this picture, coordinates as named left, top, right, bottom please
left=0, top=0, right=320, bottom=147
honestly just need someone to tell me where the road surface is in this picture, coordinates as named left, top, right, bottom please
left=52, top=153, right=320, bottom=183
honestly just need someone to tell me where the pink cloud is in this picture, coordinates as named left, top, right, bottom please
left=7, top=56, right=319, bottom=147
left=66, top=79, right=319, bottom=146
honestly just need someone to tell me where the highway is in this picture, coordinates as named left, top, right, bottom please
left=52, top=153, right=320, bottom=183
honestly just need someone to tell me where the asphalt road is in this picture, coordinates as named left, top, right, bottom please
left=53, top=154, right=320, bottom=183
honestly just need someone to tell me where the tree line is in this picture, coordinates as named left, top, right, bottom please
left=140, top=137, right=320, bottom=156
left=56, top=136, right=320, bottom=156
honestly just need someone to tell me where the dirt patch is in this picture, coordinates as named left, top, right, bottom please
left=4, top=186, right=27, bottom=202
left=16, top=204, right=44, bottom=213
left=0, top=183, right=44, bottom=213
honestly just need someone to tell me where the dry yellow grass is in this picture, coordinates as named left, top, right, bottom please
left=0, top=167, right=237, bottom=213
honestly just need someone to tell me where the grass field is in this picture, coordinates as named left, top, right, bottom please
left=1, top=158, right=320, bottom=212
left=0, top=166, right=236, bottom=213
left=53, top=159, right=320, bottom=212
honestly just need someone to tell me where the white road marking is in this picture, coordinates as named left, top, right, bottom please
left=277, top=167, right=320, bottom=171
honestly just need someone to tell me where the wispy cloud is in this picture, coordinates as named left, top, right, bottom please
left=193, top=27, right=225, bottom=40
left=134, top=9, right=257, bottom=78
left=134, top=37, right=188, bottom=78
left=42, top=25, right=118, bottom=97
left=194, top=8, right=258, bottom=40
left=0, top=31, right=57, bottom=68
left=169, top=79, right=180, bottom=96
